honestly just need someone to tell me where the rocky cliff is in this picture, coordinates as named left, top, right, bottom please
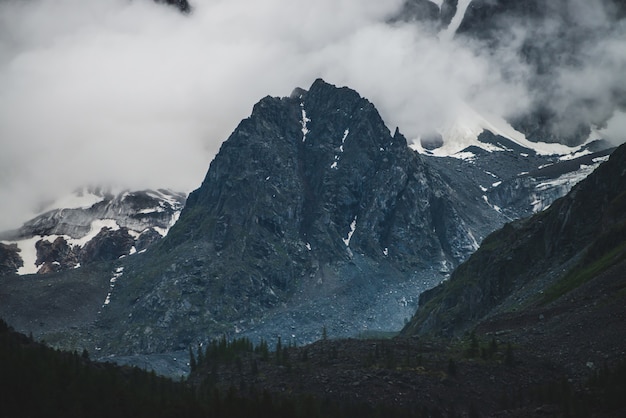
left=0, top=243, right=22, bottom=276
left=95, top=79, right=494, bottom=354
left=403, top=141, right=626, bottom=337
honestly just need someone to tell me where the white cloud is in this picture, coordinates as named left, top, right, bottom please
left=0, top=0, right=623, bottom=231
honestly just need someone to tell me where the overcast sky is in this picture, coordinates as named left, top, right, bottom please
left=0, top=0, right=624, bottom=231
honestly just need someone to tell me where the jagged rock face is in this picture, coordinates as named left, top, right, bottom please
left=176, top=79, right=478, bottom=271
left=31, top=228, right=135, bottom=273
left=35, top=237, right=79, bottom=274
left=403, top=141, right=626, bottom=337
left=0, top=244, right=22, bottom=276
left=487, top=147, right=613, bottom=218
left=80, top=227, right=135, bottom=265
left=134, top=228, right=163, bottom=252
left=100, top=79, right=484, bottom=353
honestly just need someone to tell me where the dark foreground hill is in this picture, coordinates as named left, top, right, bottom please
left=4, top=313, right=625, bottom=418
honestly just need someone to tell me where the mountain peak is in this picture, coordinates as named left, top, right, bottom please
left=90, top=79, right=485, bottom=354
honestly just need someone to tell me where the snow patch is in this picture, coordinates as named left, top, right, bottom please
left=410, top=104, right=583, bottom=157
left=103, top=266, right=124, bottom=307
left=453, top=151, right=476, bottom=161
left=8, top=236, right=40, bottom=275
left=73, top=219, right=120, bottom=246
left=341, top=129, right=349, bottom=147
left=4, top=219, right=123, bottom=275
left=466, top=230, right=480, bottom=251
left=482, top=195, right=501, bottom=213
left=145, top=189, right=184, bottom=210
left=343, top=217, right=357, bottom=247
left=440, top=0, right=472, bottom=40
left=137, top=207, right=165, bottom=214
left=559, top=149, right=592, bottom=161
left=300, top=102, right=310, bottom=142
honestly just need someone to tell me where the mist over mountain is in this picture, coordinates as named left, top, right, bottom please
left=1, top=0, right=624, bottom=232
left=1, top=2, right=625, bottom=415
left=0, top=77, right=614, bottom=378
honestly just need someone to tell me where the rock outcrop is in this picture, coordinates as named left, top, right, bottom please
left=0, top=244, right=22, bottom=277
left=80, top=227, right=135, bottom=265
left=35, top=237, right=79, bottom=274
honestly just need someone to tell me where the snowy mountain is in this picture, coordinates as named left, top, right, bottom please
left=403, top=140, right=626, bottom=339
left=0, top=79, right=616, bottom=377
left=0, top=187, right=185, bottom=276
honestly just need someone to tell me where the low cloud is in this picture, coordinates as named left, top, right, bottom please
left=0, top=0, right=623, bottom=231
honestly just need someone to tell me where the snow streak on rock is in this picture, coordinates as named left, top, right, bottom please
left=300, top=102, right=310, bottom=142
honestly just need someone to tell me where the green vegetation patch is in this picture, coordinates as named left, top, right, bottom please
left=542, top=240, right=626, bottom=305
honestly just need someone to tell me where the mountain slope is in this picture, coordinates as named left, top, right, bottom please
left=93, top=79, right=496, bottom=355
left=403, top=141, right=626, bottom=338
left=0, top=188, right=185, bottom=276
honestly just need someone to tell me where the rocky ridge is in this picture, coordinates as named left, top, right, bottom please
left=0, top=188, right=185, bottom=276
left=403, top=141, right=626, bottom=337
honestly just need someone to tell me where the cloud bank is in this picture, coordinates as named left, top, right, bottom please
left=0, top=0, right=624, bottom=231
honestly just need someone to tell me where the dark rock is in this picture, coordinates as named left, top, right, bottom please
left=135, top=228, right=163, bottom=252
left=0, top=243, right=23, bottom=277
left=440, top=0, right=458, bottom=28
left=393, top=0, right=459, bottom=31
left=35, top=236, right=80, bottom=273
left=80, top=227, right=135, bottom=265
left=391, top=0, right=441, bottom=25
left=154, top=0, right=191, bottom=14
